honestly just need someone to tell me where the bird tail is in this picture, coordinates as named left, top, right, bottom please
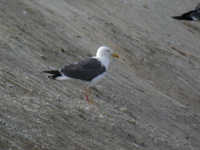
left=43, top=70, right=62, bottom=80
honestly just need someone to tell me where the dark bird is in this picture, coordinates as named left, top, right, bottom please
left=43, top=46, right=119, bottom=104
left=172, top=3, right=200, bottom=21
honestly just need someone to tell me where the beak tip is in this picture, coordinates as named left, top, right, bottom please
left=112, top=53, right=119, bottom=58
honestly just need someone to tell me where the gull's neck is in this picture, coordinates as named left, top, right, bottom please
left=94, top=55, right=110, bottom=69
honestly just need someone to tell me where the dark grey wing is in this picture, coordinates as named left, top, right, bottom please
left=61, top=58, right=106, bottom=81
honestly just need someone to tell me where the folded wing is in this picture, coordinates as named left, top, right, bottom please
left=61, top=58, right=106, bottom=81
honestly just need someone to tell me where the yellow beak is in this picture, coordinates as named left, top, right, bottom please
left=112, top=53, right=119, bottom=58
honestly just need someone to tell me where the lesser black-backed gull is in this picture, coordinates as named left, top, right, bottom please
left=43, top=46, right=119, bottom=103
left=172, top=3, right=200, bottom=21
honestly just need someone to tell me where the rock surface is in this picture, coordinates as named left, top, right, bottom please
left=0, top=0, right=200, bottom=150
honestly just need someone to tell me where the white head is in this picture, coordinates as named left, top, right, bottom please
left=95, top=46, right=119, bottom=69
left=96, top=46, right=119, bottom=58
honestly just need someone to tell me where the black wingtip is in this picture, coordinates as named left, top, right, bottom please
left=172, top=14, right=195, bottom=21
left=172, top=16, right=185, bottom=20
left=43, top=70, right=62, bottom=80
left=43, top=70, right=57, bottom=74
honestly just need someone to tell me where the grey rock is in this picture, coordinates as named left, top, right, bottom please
left=0, top=0, right=200, bottom=150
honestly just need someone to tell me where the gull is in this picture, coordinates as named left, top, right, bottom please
left=43, top=46, right=119, bottom=103
left=172, top=3, right=200, bottom=21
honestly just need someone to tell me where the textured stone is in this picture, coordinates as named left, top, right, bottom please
left=0, top=0, right=200, bottom=150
